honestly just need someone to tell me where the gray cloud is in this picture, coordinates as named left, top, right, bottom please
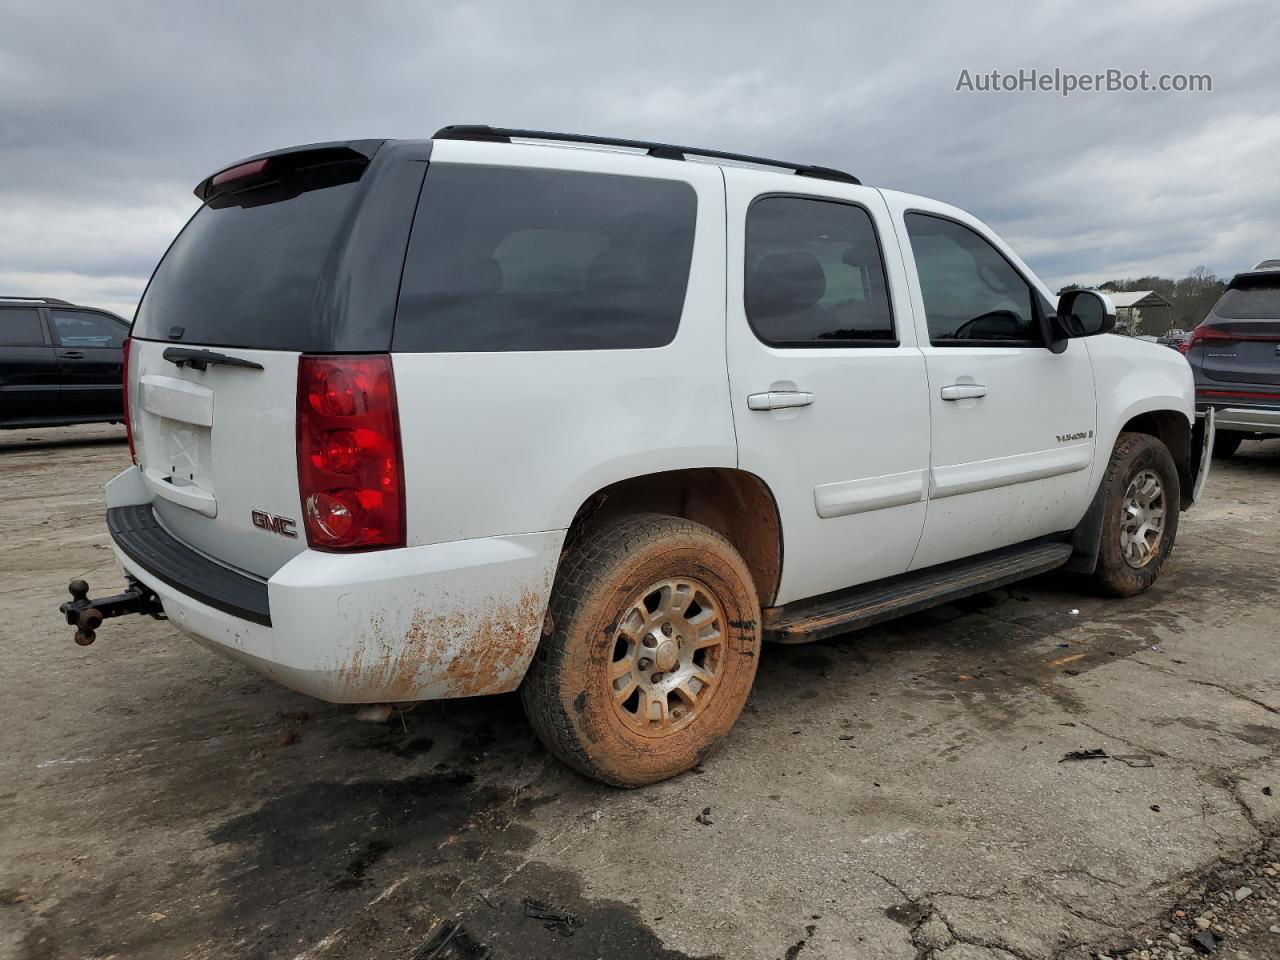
left=2, top=0, right=1277, bottom=318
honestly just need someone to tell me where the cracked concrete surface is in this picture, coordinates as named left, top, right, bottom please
left=1, top=426, right=1277, bottom=960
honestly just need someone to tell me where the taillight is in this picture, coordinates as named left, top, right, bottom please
left=297, top=355, right=405, bottom=550
left=122, top=336, right=137, bottom=464
left=1184, top=324, right=1234, bottom=352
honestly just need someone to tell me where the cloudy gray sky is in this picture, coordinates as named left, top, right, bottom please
left=2, top=0, right=1277, bottom=318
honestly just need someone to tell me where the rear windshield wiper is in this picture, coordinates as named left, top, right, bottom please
left=162, top=347, right=264, bottom=372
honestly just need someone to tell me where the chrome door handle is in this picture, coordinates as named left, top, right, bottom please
left=747, top=391, right=815, bottom=411
left=940, top=383, right=988, bottom=401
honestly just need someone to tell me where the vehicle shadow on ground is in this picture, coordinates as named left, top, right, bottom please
left=25, top=664, right=717, bottom=960
left=1225, top=440, right=1280, bottom=469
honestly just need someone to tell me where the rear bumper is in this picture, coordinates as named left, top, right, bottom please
left=109, top=505, right=270, bottom=625
left=1196, top=403, right=1280, bottom=435
left=104, top=468, right=562, bottom=703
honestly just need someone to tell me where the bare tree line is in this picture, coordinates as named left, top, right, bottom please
left=1058, top=266, right=1226, bottom=333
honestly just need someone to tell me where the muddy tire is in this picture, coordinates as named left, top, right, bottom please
left=1213, top=431, right=1244, bottom=459
left=1092, top=432, right=1181, bottom=598
left=521, top=513, right=761, bottom=787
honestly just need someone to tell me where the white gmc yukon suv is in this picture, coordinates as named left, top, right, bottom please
left=60, top=126, right=1214, bottom=786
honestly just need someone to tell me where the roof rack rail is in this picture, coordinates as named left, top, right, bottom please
left=0, top=295, right=71, bottom=305
left=433, top=125, right=861, bottom=186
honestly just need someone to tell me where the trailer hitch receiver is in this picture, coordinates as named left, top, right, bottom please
left=60, top=577, right=165, bottom=646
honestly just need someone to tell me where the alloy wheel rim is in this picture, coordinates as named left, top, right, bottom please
left=607, top=577, right=726, bottom=737
left=1119, top=468, right=1166, bottom=568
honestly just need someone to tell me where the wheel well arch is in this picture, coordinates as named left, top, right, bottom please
left=1119, top=409, right=1193, bottom=505
left=562, top=468, right=783, bottom=607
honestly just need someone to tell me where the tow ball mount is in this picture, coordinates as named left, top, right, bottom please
left=60, top=577, right=165, bottom=646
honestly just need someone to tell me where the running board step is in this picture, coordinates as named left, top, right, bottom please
left=763, top=541, right=1073, bottom=644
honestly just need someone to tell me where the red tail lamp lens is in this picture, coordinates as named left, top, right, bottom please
left=210, top=158, right=269, bottom=188
left=320, top=429, right=362, bottom=474
left=1197, top=388, right=1280, bottom=400
left=310, top=367, right=359, bottom=417
left=297, top=355, right=404, bottom=550
left=1184, top=325, right=1233, bottom=351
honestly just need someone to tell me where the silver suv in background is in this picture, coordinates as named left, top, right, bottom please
left=1185, top=262, right=1280, bottom=457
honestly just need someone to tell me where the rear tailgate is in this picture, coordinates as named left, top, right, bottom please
left=126, top=140, right=424, bottom=579
left=1198, top=320, right=1280, bottom=386
left=129, top=343, right=303, bottom=577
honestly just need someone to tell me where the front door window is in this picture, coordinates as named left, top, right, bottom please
left=905, top=213, right=1040, bottom=346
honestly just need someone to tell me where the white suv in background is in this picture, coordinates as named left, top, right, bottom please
left=60, top=126, right=1213, bottom=786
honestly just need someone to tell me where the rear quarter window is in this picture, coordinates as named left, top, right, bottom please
left=0, top=308, right=46, bottom=346
left=393, top=165, right=697, bottom=352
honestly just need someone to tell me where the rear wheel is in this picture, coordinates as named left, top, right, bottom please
left=1092, top=432, right=1181, bottom=597
left=1213, top=431, right=1244, bottom=459
left=521, top=513, right=761, bottom=786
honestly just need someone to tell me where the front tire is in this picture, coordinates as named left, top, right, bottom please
left=521, top=513, right=761, bottom=787
left=1092, top=432, right=1181, bottom=597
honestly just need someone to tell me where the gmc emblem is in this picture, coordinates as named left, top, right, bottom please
left=251, top=510, right=297, bottom=539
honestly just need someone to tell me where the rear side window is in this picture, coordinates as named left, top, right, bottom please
left=394, top=165, right=697, bottom=352
left=1215, top=281, right=1280, bottom=319
left=744, top=196, right=895, bottom=346
left=134, top=164, right=363, bottom=349
left=50, top=310, right=126, bottom=348
left=905, top=213, right=1040, bottom=345
left=0, top=308, right=45, bottom=346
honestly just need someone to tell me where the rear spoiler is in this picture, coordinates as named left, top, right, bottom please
left=1228, top=269, right=1280, bottom=287
left=194, top=139, right=386, bottom=201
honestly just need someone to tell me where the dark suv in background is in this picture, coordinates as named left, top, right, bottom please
left=1185, top=262, right=1280, bottom=457
left=0, top=296, right=130, bottom=429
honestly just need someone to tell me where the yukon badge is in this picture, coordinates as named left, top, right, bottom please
left=1056, top=430, right=1094, bottom=443
left=251, top=510, right=298, bottom=538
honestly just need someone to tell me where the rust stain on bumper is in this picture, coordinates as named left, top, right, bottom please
left=337, top=588, right=547, bottom=702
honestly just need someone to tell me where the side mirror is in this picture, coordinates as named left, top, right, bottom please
left=1056, top=289, right=1116, bottom=337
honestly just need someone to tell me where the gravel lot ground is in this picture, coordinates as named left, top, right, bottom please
left=2, top=424, right=1278, bottom=960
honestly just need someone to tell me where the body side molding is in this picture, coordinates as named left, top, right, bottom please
left=813, top=468, right=928, bottom=519
left=930, top=443, right=1093, bottom=500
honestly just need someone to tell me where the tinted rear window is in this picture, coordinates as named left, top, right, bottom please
left=0, top=308, right=45, bottom=346
left=394, top=164, right=697, bottom=352
left=1216, top=282, right=1280, bottom=319
left=134, top=164, right=362, bottom=349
